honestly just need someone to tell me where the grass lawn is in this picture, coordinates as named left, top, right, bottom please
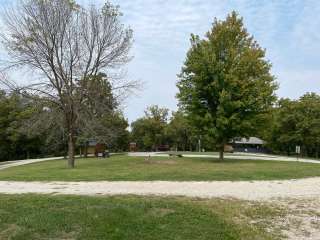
left=0, top=155, right=320, bottom=181
left=0, top=194, right=283, bottom=240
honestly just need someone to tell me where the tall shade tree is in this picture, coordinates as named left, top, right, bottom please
left=0, top=0, right=134, bottom=168
left=177, top=11, right=277, bottom=160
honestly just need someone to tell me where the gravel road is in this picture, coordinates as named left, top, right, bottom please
left=1, top=178, right=320, bottom=201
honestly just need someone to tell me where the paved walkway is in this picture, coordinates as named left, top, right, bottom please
left=0, top=157, right=63, bottom=170
left=128, top=152, right=320, bottom=164
left=0, top=153, right=125, bottom=171
left=1, top=178, right=320, bottom=201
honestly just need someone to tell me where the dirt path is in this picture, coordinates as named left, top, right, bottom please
left=1, top=178, right=320, bottom=201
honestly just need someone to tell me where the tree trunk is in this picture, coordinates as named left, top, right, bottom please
left=68, top=133, right=75, bottom=168
left=219, top=145, right=224, bottom=161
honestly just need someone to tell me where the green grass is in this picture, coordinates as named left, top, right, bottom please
left=0, top=194, right=283, bottom=240
left=0, top=155, right=320, bottom=181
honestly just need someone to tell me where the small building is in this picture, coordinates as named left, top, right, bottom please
left=81, top=140, right=107, bottom=157
left=232, top=137, right=267, bottom=153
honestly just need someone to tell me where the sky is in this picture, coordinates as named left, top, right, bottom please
left=1, top=0, right=320, bottom=124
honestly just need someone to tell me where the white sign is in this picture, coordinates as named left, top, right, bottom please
left=295, top=146, right=301, bottom=154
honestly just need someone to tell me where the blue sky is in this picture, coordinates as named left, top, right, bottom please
left=102, top=0, right=320, bottom=123
left=1, top=0, right=320, bottom=123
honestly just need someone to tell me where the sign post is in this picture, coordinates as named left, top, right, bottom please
left=295, top=146, right=301, bottom=161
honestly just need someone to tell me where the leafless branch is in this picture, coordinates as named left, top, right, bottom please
left=0, top=0, right=137, bottom=167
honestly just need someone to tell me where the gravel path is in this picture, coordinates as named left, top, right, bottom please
left=2, top=153, right=319, bottom=239
left=1, top=177, right=320, bottom=201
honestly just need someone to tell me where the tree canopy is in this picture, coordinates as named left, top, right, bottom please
left=130, top=105, right=169, bottom=151
left=0, top=91, right=46, bottom=161
left=177, top=11, right=277, bottom=160
left=264, top=93, right=320, bottom=158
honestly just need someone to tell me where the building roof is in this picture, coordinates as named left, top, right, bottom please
left=233, top=137, right=264, bottom=145
left=87, top=140, right=97, bottom=146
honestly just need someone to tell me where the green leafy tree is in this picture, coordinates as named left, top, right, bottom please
left=177, top=11, right=277, bottom=160
left=265, top=93, right=320, bottom=158
left=130, top=105, right=169, bottom=151
left=298, top=93, right=320, bottom=157
left=101, top=112, right=129, bottom=152
left=0, top=91, right=44, bottom=161
left=264, top=99, right=298, bottom=155
left=166, top=111, right=197, bottom=151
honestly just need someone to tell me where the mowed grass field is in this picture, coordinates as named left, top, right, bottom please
left=0, top=194, right=284, bottom=240
left=0, top=155, right=320, bottom=181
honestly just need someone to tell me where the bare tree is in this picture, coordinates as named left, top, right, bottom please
left=0, top=0, right=135, bottom=168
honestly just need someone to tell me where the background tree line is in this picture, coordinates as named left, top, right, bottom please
left=131, top=105, right=217, bottom=152
left=0, top=89, right=129, bottom=162
left=130, top=94, right=320, bottom=159
left=0, top=90, right=45, bottom=161
left=1, top=91, right=319, bottom=161
left=263, top=93, right=320, bottom=158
